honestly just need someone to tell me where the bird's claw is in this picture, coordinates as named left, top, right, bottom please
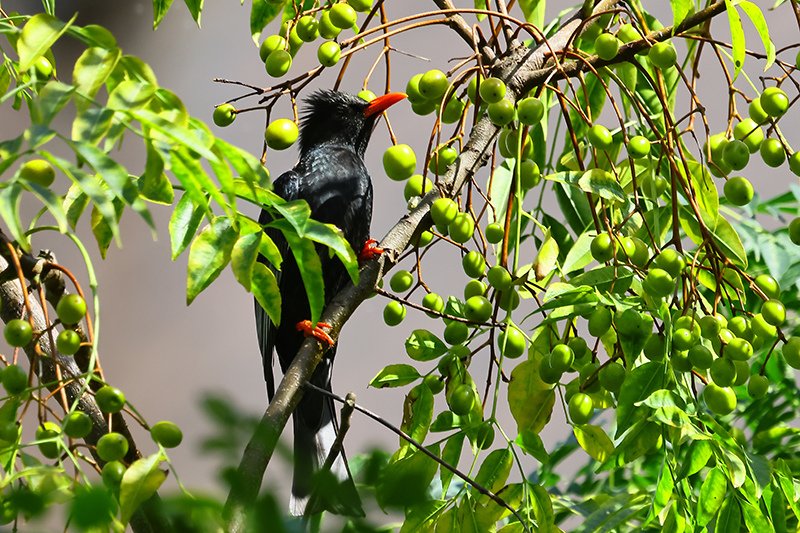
left=296, top=320, right=335, bottom=347
left=359, top=239, right=384, bottom=262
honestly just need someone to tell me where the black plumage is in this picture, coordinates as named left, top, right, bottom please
left=254, top=89, right=405, bottom=516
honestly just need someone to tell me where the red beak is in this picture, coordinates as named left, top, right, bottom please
left=364, top=92, right=407, bottom=118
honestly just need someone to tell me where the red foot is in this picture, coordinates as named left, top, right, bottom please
left=296, top=320, right=335, bottom=347
left=359, top=239, right=384, bottom=262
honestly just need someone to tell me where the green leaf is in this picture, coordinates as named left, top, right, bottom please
left=186, top=216, right=238, bottom=304
left=533, top=229, right=559, bottom=281
left=17, top=13, right=75, bottom=71
left=405, top=329, right=448, bottom=362
left=376, top=445, right=439, bottom=509
left=303, top=220, right=359, bottom=284
left=280, top=227, right=324, bottom=325
left=740, top=497, right=772, bottom=532
left=670, top=0, right=692, bottom=26
left=578, top=168, right=626, bottom=203
left=73, top=47, right=122, bottom=111
left=153, top=0, right=176, bottom=29
left=573, top=424, right=614, bottom=462
left=63, top=184, right=89, bottom=229
left=108, top=80, right=156, bottom=110
left=72, top=107, right=115, bottom=146
left=677, top=440, right=713, bottom=480
left=518, top=0, right=545, bottom=26
left=508, top=359, right=555, bottom=435
left=169, top=193, right=205, bottom=259
left=214, top=138, right=269, bottom=186
left=72, top=141, right=139, bottom=205
left=252, top=262, right=281, bottom=326
left=231, top=232, right=261, bottom=289
left=90, top=200, right=123, bottom=258
left=68, top=24, right=118, bottom=48
left=0, top=182, right=28, bottom=250
left=724, top=0, right=746, bottom=79
left=400, top=500, right=448, bottom=533
left=183, top=0, right=204, bottom=25
left=23, top=180, right=67, bottom=232
left=715, top=497, right=741, bottom=533
left=615, top=361, right=668, bottom=438
left=133, top=109, right=218, bottom=162
left=139, top=142, right=174, bottom=204
left=400, top=383, right=434, bottom=448
left=119, top=452, right=167, bottom=525
left=32, top=81, right=74, bottom=125
left=474, top=448, right=513, bottom=495
left=573, top=493, right=649, bottom=533
left=514, top=430, right=549, bottom=463
left=738, top=1, right=775, bottom=69
left=258, top=233, right=282, bottom=270
left=561, top=231, right=594, bottom=274
left=440, top=433, right=464, bottom=494
left=369, top=364, right=420, bottom=388
left=712, top=215, right=748, bottom=268
left=250, top=0, right=283, bottom=43
left=654, top=459, right=674, bottom=515
left=698, top=466, right=728, bottom=526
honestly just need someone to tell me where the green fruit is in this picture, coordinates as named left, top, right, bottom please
left=728, top=316, right=752, bottom=341
left=150, top=421, right=183, bottom=448
left=674, top=315, right=701, bottom=339
left=615, top=309, right=644, bottom=339
left=412, top=230, right=433, bottom=248
left=441, top=97, right=466, bottom=124
left=389, top=270, right=413, bottom=292
left=761, top=299, right=786, bottom=326
left=265, top=49, right=292, bottom=77
left=688, top=345, right=714, bottom=369
left=62, top=411, right=92, bottom=439
left=517, top=97, right=544, bottom=125
left=357, top=89, right=376, bottom=102
left=538, top=355, right=562, bottom=385
left=57, top=329, right=81, bottom=355
left=461, top=251, right=486, bottom=278
left=749, top=98, right=769, bottom=124
left=644, top=268, right=675, bottom=298
left=383, top=144, right=416, bottom=181
left=348, top=0, right=373, bottom=12
left=317, top=41, right=341, bottom=67
left=760, top=138, right=786, bottom=168
left=19, top=159, right=56, bottom=187
left=264, top=119, right=299, bottom=150
left=405, top=73, right=425, bottom=103
left=587, top=124, right=614, bottom=151
left=498, top=325, right=526, bottom=358
left=403, top=174, right=433, bottom=201
left=212, top=103, right=236, bottom=127
left=464, top=296, right=492, bottom=322
left=487, top=266, right=512, bottom=291
left=594, top=33, right=620, bottom=60
left=287, top=29, right=303, bottom=56
left=672, top=328, right=694, bottom=351
left=568, top=337, right=591, bottom=367
left=789, top=152, right=800, bottom=177
left=448, top=213, right=474, bottom=243
left=464, top=279, right=486, bottom=299
left=790, top=217, right=800, bottom=245
left=318, top=11, right=342, bottom=39
left=33, top=56, right=53, bottom=79
left=724, top=176, right=754, bottom=206
left=733, top=360, right=750, bottom=387
left=519, top=160, right=540, bottom=189
left=36, top=422, right=61, bottom=459
left=102, top=461, right=126, bottom=487
left=578, top=363, right=601, bottom=393
left=448, top=384, right=475, bottom=415
left=431, top=198, right=458, bottom=230
left=485, top=222, right=504, bottom=243
left=428, top=146, right=458, bottom=174
left=627, top=136, right=651, bottom=159
left=755, top=274, right=780, bottom=299
left=97, top=432, right=129, bottom=462
left=501, top=129, right=533, bottom=159
left=0, top=421, right=17, bottom=442
left=648, top=41, right=677, bottom=69
left=444, top=321, right=469, bottom=345
left=422, top=293, right=444, bottom=316
left=726, top=338, right=753, bottom=361
left=590, top=233, right=616, bottom=263
left=1, top=364, right=27, bottom=394
left=760, top=87, right=789, bottom=117
left=95, top=386, right=126, bottom=414
left=296, top=15, right=319, bottom=42
left=424, top=374, right=444, bottom=394
left=568, top=393, right=593, bottom=424
left=644, top=333, right=666, bottom=361
left=733, top=119, right=764, bottom=153
left=700, top=315, right=725, bottom=339
left=598, top=362, right=626, bottom=393
left=722, top=140, right=750, bottom=171
left=383, top=301, right=406, bottom=326
left=671, top=350, right=692, bottom=372
left=655, top=249, right=685, bottom=277
left=488, top=99, right=515, bottom=126
left=549, top=344, right=574, bottom=373
left=474, top=422, right=495, bottom=450
left=617, top=23, right=640, bottom=43
left=259, top=35, right=287, bottom=62
left=748, top=374, right=769, bottom=399
left=710, top=357, right=736, bottom=386
left=703, top=384, right=736, bottom=415
left=4, top=319, right=33, bottom=347
left=782, top=338, right=800, bottom=368
left=750, top=313, right=776, bottom=339
left=329, top=3, right=357, bottom=29
left=418, top=69, right=449, bottom=101
left=57, top=294, right=87, bottom=325
left=479, top=77, right=506, bottom=104
left=640, top=174, right=668, bottom=197
left=588, top=306, right=612, bottom=337
left=497, top=288, right=519, bottom=312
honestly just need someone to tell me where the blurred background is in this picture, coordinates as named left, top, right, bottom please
left=0, top=0, right=797, bottom=524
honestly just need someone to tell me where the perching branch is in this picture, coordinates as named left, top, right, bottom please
left=223, top=1, right=733, bottom=530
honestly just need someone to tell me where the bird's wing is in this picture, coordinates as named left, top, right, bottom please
left=256, top=169, right=300, bottom=399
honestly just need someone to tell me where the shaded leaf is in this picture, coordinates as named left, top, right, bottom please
left=186, top=217, right=238, bottom=304
left=369, top=364, right=420, bottom=389
left=119, top=452, right=167, bottom=525
left=252, top=262, right=281, bottom=326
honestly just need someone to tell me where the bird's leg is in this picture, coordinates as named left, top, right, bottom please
left=358, top=239, right=384, bottom=262
left=295, top=320, right=335, bottom=347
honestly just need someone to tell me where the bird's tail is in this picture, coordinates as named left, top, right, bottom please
left=289, top=388, right=363, bottom=517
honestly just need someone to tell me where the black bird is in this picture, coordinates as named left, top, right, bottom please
left=254, top=89, right=406, bottom=516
